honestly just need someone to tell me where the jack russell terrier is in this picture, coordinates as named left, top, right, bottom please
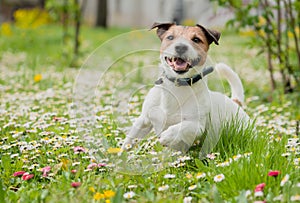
left=122, top=22, right=250, bottom=152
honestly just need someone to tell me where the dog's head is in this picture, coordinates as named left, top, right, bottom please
left=151, top=22, right=220, bottom=77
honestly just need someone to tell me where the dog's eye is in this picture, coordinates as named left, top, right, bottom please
left=167, top=35, right=174, bottom=40
left=192, top=37, right=202, bottom=43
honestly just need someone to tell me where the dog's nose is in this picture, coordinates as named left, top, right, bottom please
left=175, top=44, right=188, bottom=55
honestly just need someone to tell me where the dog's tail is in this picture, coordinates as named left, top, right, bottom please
left=215, top=63, right=244, bottom=106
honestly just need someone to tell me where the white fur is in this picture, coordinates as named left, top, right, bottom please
left=122, top=45, right=249, bottom=152
left=215, top=62, right=244, bottom=103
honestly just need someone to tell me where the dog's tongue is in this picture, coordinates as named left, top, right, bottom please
left=174, top=58, right=188, bottom=70
left=167, top=57, right=189, bottom=71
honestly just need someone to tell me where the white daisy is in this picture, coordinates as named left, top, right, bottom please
left=188, top=184, right=197, bottom=191
left=280, top=174, right=290, bottom=186
left=196, top=172, right=206, bottom=179
left=214, top=174, right=225, bottom=182
left=291, top=194, right=300, bottom=201
left=273, top=194, right=283, bottom=201
left=183, top=196, right=192, bottom=203
left=164, top=174, right=176, bottom=179
left=123, top=191, right=136, bottom=199
left=254, top=191, right=264, bottom=197
left=128, top=185, right=138, bottom=189
left=158, top=185, right=169, bottom=191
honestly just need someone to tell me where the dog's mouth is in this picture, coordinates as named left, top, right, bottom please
left=165, top=57, right=200, bottom=74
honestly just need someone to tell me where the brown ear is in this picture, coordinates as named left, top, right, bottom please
left=196, top=24, right=221, bottom=45
left=150, top=22, right=175, bottom=40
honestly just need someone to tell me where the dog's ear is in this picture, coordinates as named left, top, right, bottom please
left=150, top=22, right=175, bottom=40
left=196, top=24, right=221, bottom=45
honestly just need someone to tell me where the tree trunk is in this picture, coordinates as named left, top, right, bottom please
left=74, top=0, right=81, bottom=55
left=95, top=0, right=107, bottom=27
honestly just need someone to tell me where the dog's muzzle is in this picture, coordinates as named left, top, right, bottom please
left=164, top=56, right=201, bottom=74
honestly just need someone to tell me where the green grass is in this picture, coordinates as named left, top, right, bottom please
left=0, top=23, right=300, bottom=202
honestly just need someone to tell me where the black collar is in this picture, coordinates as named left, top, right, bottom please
left=155, top=66, right=214, bottom=86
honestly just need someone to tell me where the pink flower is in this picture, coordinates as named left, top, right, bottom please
left=255, top=183, right=266, bottom=192
left=13, top=171, right=26, bottom=177
left=74, top=146, right=86, bottom=153
left=268, top=170, right=280, bottom=177
left=71, top=169, right=77, bottom=174
left=41, top=166, right=51, bottom=177
left=22, top=173, right=34, bottom=181
left=87, top=163, right=98, bottom=170
left=71, top=182, right=81, bottom=188
left=98, top=163, right=106, bottom=167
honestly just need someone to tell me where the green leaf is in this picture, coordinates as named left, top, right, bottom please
left=113, top=187, right=123, bottom=203
left=0, top=179, right=6, bottom=203
left=235, top=190, right=248, bottom=203
left=195, top=158, right=204, bottom=169
left=1, top=156, right=11, bottom=172
left=212, top=185, right=224, bottom=203
left=41, top=189, right=49, bottom=200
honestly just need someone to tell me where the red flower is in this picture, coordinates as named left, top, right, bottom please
left=268, top=170, right=280, bottom=177
left=254, top=183, right=266, bottom=192
left=13, top=171, right=26, bottom=177
left=22, top=173, right=34, bottom=181
left=71, top=182, right=81, bottom=188
left=41, top=166, right=51, bottom=177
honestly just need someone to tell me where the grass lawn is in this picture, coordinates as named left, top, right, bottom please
left=0, top=24, right=299, bottom=203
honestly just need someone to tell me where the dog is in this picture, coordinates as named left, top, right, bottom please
left=122, top=22, right=250, bottom=152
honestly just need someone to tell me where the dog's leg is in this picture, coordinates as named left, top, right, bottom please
left=159, top=120, right=205, bottom=152
left=122, top=115, right=152, bottom=150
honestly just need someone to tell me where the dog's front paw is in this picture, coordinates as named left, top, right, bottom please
left=121, top=137, right=134, bottom=151
left=159, top=129, right=190, bottom=152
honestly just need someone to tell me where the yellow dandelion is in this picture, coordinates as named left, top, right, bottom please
left=61, top=158, right=69, bottom=170
left=94, top=192, right=105, bottom=200
left=107, top=147, right=122, bottom=154
left=14, top=8, right=50, bottom=29
left=1, top=22, right=13, bottom=36
left=89, top=187, right=95, bottom=193
left=103, top=190, right=115, bottom=198
left=105, top=200, right=111, bottom=203
left=34, top=74, right=42, bottom=82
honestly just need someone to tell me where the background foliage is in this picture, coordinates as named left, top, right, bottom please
left=213, top=0, right=300, bottom=95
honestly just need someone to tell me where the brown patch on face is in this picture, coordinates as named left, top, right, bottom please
left=150, top=23, right=221, bottom=71
left=159, top=25, right=210, bottom=54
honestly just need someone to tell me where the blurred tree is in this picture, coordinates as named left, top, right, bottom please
left=173, top=0, right=184, bottom=24
left=95, top=0, right=107, bottom=27
left=213, top=0, right=300, bottom=95
left=46, top=0, right=86, bottom=64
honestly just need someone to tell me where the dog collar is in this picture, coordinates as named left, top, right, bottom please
left=155, top=66, right=214, bottom=86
